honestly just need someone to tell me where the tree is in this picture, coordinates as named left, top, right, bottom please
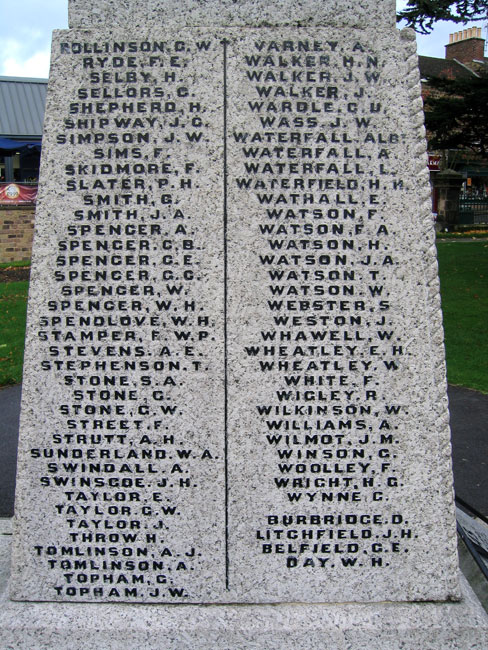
left=423, top=70, right=488, bottom=156
left=397, top=1, right=488, bottom=34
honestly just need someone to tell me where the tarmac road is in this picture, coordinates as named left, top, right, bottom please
left=448, top=384, right=488, bottom=517
left=0, top=383, right=21, bottom=518
left=0, top=383, right=487, bottom=518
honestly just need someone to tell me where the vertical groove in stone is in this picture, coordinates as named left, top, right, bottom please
left=223, top=36, right=230, bottom=591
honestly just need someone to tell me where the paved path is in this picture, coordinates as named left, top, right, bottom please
left=448, top=385, right=488, bottom=517
left=0, top=384, right=21, bottom=517
left=0, top=383, right=487, bottom=517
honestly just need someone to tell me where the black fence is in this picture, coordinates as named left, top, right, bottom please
left=458, top=193, right=488, bottom=225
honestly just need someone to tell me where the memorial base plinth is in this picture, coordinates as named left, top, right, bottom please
left=1, top=528, right=487, bottom=650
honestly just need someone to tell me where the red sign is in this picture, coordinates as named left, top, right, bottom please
left=0, top=183, right=38, bottom=205
left=428, top=155, right=441, bottom=171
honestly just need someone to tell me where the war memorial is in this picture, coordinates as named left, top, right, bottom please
left=1, top=0, right=487, bottom=647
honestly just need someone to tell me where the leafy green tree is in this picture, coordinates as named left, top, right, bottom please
left=397, top=1, right=488, bottom=34
left=423, top=70, right=488, bottom=156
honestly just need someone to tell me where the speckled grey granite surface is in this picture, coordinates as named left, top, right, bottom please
left=1, top=530, right=487, bottom=649
left=11, top=22, right=461, bottom=604
left=68, top=0, right=396, bottom=29
left=6, top=8, right=480, bottom=642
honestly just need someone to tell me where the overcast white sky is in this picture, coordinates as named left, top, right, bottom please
left=0, top=1, right=486, bottom=79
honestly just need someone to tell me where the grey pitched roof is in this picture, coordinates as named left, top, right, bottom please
left=418, top=56, right=477, bottom=81
left=0, top=76, right=48, bottom=139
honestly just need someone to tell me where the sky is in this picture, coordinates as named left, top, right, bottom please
left=0, top=1, right=486, bottom=79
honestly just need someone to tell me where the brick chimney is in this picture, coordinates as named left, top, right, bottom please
left=445, top=27, right=485, bottom=64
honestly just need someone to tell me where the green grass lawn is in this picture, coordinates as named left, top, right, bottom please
left=0, top=241, right=487, bottom=391
left=0, top=281, right=29, bottom=386
left=0, top=260, right=31, bottom=269
left=437, top=241, right=488, bottom=393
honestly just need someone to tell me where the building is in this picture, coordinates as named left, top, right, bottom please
left=0, top=77, right=47, bottom=262
left=0, top=76, right=47, bottom=183
left=446, top=27, right=487, bottom=71
left=418, top=28, right=488, bottom=221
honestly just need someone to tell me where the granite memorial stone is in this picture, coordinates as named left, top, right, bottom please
left=7, top=0, right=468, bottom=605
left=3, top=0, right=488, bottom=647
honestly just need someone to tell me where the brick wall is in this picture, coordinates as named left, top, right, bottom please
left=0, top=206, right=35, bottom=263
left=445, top=38, right=485, bottom=64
